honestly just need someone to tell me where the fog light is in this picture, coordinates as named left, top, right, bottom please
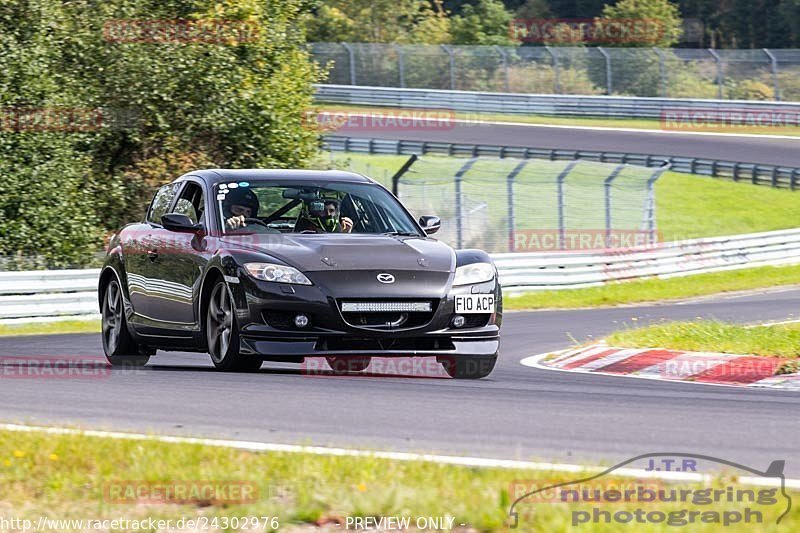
left=451, top=315, right=466, bottom=328
left=294, top=314, right=310, bottom=328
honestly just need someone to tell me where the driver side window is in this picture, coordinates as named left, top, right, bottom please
left=172, top=182, right=205, bottom=224
left=146, top=183, right=179, bottom=225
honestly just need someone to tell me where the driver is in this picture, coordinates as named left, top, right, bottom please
left=295, top=199, right=353, bottom=233
left=222, top=187, right=260, bottom=230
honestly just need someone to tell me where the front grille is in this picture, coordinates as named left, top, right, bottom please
left=339, top=299, right=437, bottom=330
left=316, top=337, right=455, bottom=352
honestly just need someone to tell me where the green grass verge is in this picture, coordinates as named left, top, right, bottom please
left=328, top=153, right=800, bottom=243
left=318, top=104, right=800, bottom=137
left=1, top=429, right=796, bottom=531
left=0, top=320, right=100, bottom=337
left=504, top=264, right=800, bottom=310
left=606, top=320, right=800, bottom=361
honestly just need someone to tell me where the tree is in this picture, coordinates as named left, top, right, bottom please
left=450, top=0, right=517, bottom=45
left=599, top=0, right=683, bottom=47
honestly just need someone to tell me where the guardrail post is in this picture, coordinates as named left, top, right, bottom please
left=763, top=48, right=780, bottom=101
left=645, top=164, right=669, bottom=245
left=441, top=44, right=456, bottom=90
left=393, top=44, right=405, bottom=88
left=604, top=164, right=626, bottom=248
left=506, top=160, right=528, bottom=252
left=597, top=47, right=612, bottom=95
left=545, top=46, right=560, bottom=94
left=495, top=46, right=510, bottom=92
left=708, top=49, right=724, bottom=99
left=454, top=158, right=477, bottom=249
left=653, top=47, right=667, bottom=97
left=792, top=169, right=799, bottom=191
left=556, top=161, right=579, bottom=250
left=341, top=42, right=357, bottom=85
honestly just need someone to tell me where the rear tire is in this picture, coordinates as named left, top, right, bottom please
left=206, top=280, right=263, bottom=372
left=326, top=356, right=372, bottom=374
left=101, top=278, right=150, bottom=368
left=440, top=353, right=497, bottom=379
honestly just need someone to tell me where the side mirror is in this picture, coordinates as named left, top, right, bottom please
left=419, top=215, right=441, bottom=235
left=161, top=213, right=201, bottom=233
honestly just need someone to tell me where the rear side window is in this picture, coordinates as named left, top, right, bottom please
left=146, top=184, right=179, bottom=225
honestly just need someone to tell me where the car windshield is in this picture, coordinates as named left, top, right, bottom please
left=215, top=180, right=421, bottom=236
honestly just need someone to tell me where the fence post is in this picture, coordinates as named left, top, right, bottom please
left=441, top=44, right=456, bottom=90
left=653, top=47, right=667, bottom=97
left=645, top=164, right=670, bottom=245
left=393, top=44, right=405, bottom=88
left=597, top=47, right=612, bottom=95
left=341, top=42, right=356, bottom=85
left=545, top=46, right=560, bottom=94
left=763, top=48, right=780, bottom=101
left=390, top=154, right=418, bottom=196
left=556, top=161, right=579, bottom=250
left=604, top=164, right=626, bottom=248
left=454, top=158, right=477, bottom=249
left=707, top=49, right=723, bottom=99
left=495, top=45, right=510, bottom=92
left=506, top=160, right=528, bottom=252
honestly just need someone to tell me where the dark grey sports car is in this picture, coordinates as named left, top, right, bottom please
left=99, top=169, right=502, bottom=378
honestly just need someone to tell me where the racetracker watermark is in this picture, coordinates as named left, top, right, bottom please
left=104, top=480, right=258, bottom=505
left=508, top=453, right=791, bottom=528
left=103, top=19, right=259, bottom=44
left=511, top=19, right=664, bottom=45
left=0, top=356, right=110, bottom=379
left=307, top=109, right=457, bottom=133
left=511, top=229, right=660, bottom=252
left=662, top=108, right=800, bottom=131
left=302, top=357, right=450, bottom=378
left=0, top=106, right=139, bottom=132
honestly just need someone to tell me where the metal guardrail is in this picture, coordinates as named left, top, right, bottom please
left=4, top=228, right=800, bottom=319
left=323, top=135, right=800, bottom=189
left=315, top=84, right=800, bottom=121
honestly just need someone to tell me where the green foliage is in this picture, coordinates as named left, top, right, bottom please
left=0, top=0, right=320, bottom=268
left=599, top=0, right=683, bottom=47
left=450, top=0, right=517, bottom=45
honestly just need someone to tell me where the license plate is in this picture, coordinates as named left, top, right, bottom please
left=455, top=294, right=495, bottom=314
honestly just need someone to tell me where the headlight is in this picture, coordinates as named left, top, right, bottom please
left=244, top=262, right=312, bottom=285
left=453, top=263, right=495, bottom=286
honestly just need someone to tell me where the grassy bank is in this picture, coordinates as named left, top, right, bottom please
left=0, top=428, right=795, bottom=531
left=504, top=264, right=800, bottom=310
left=0, top=320, right=100, bottom=337
left=606, top=321, right=800, bottom=362
left=329, top=154, right=800, bottom=243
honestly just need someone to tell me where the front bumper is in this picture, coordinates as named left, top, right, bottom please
left=230, top=270, right=502, bottom=359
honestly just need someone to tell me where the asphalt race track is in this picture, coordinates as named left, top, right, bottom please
left=335, top=120, right=800, bottom=167
left=2, top=288, right=800, bottom=476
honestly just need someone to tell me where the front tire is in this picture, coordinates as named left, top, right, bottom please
left=440, top=353, right=497, bottom=379
left=206, top=280, right=262, bottom=372
left=101, top=278, right=150, bottom=368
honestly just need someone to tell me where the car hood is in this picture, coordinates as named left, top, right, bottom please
left=218, top=233, right=456, bottom=273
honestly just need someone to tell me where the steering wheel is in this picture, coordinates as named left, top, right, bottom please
left=244, top=217, right=271, bottom=228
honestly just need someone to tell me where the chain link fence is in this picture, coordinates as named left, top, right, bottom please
left=380, top=156, right=666, bottom=253
left=310, top=43, right=800, bottom=101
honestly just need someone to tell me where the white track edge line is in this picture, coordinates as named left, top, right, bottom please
left=4, top=422, right=798, bottom=489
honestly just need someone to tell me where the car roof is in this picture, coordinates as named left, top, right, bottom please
left=177, top=169, right=375, bottom=186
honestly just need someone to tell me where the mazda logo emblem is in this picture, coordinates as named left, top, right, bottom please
left=377, top=273, right=395, bottom=284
